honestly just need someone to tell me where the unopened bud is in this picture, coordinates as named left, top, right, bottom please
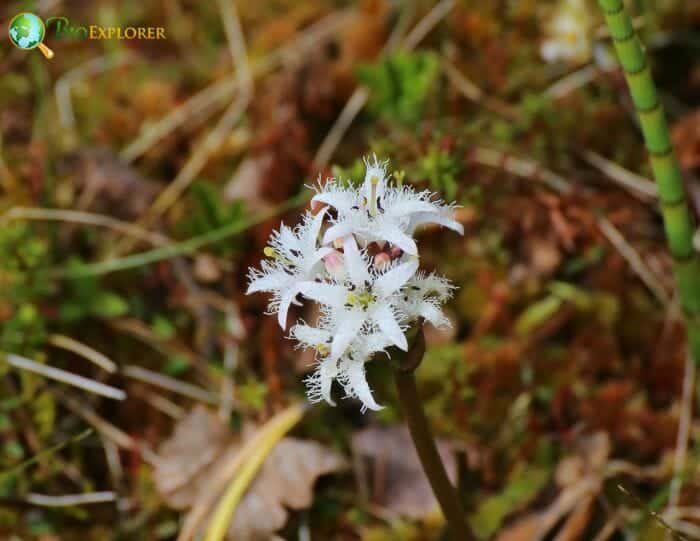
left=389, top=245, right=403, bottom=259
left=310, top=199, right=327, bottom=215
left=374, top=252, right=391, bottom=270
left=324, top=251, right=345, bottom=278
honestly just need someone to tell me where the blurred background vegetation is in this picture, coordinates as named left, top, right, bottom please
left=2, top=0, right=700, bottom=539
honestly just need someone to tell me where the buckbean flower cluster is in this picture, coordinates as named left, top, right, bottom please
left=247, top=157, right=463, bottom=411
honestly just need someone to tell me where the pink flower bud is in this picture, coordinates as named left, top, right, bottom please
left=389, top=245, right=403, bottom=259
left=374, top=252, right=391, bottom=270
left=324, top=250, right=345, bottom=278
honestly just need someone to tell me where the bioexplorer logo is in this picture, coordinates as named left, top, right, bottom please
left=8, top=12, right=167, bottom=59
left=8, top=13, right=54, bottom=58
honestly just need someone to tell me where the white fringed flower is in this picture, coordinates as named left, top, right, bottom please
left=540, top=0, right=594, bottom=65
left=299, top=237, right=417, bottom=358
left=247, top=155, right=462, bottom=411
left=246, top=209, right=332, bottom=329
left=314, top=156, right=463, bottom=254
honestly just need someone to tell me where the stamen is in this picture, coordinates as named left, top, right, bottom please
left=369, top=175, right=379, bottom=216
left=263, top=246, right=277, bottom=258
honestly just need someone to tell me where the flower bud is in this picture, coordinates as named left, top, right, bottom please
left=373, top=252, right=391, bottom=271
left=324, top=250, right=345, bottom=279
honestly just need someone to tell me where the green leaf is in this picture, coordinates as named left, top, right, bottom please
left=469, top=463, right=550, bottom=539
left=514, top=295, right=563, bottom=337
left=91, top=291, right=129, bottom=318
left=152, top=315, right=176, bottom=339
left=357, top=51, right=439, bottom=127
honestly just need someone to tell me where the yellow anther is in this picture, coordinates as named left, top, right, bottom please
left=263, top=246, right=276, bottom=258
left=346, top=292, right=358, bottom=306
left=358, top=291, right=375, bottom=307
left=316, top=343, right=330, bottom=356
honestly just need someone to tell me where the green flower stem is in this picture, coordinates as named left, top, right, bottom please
left=392, top=326, right=476, bottom=541
left=597, top=0, right=700, bottom=358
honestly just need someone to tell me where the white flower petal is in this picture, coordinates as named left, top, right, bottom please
left=330, top=309, right=365, bottom=361
left=298, top=282, right=347, bottom=308
left=322, top=221, right=357, bottom=246
left=371, top=304, right=407, bottom=351
left=246, top=267, right=291, bottom=294
left=277, top=285, right=302, bottom=329
left=374, top=259, right=418, bottom=297
left=362, top=332, right=393, bottom=355
left=318, top=358, right=338, bottom=406
left=380, top=222, right=418, bottom=255
left=343, top=236, right=371, bottom=286
left=305, top=208, right=327, bottom=247
left=342, top=357, right=383, bottom=412
left=292, top=324, right=331, bottom=348
left=385, top=198, right=438, bottom=219
left=312, top=187, right=357, bottom=215
left=418, top=301, right=451, bottom=328
left=409, top=211, right=464, bottom=235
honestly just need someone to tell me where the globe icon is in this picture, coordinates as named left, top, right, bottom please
left=8, top=13, right=46, bottom=50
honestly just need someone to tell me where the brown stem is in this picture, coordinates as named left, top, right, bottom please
left=392, top=325, right=476, bottom=541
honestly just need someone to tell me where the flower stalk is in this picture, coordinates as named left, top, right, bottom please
left=597, top=0, right=700, bottom=360
left=392, top=323, right=475, bottom=541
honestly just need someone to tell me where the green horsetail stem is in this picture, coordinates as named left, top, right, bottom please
left=597, top=0, right=700, bottom=359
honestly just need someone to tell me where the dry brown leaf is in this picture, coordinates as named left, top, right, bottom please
left=495, top=433, right=609, bottom=541
left=61, top=147, right=160, bottom=220
left=352, top=425, right=457, bottom=518
left=155, top=406, right=346, bottom=540
left=552, top=496, right=594, bottom=541
left=672, top=109, right=700, bottom=170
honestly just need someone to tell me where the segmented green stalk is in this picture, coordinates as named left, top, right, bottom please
left=597, top=0, right=700, bottom=358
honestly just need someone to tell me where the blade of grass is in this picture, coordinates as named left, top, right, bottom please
left=202, top=403, right=306, bottom=541
left=43, top=191, right=309, bottom=279
left=0, top=428, right=93, bottom=483
left=3, top=353, right=126, bottom=400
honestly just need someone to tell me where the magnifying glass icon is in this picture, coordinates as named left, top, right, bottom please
left=8, top=13, right=55, bottom=59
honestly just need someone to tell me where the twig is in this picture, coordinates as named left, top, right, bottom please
left=55, top=53, right=135, bottom=133
left=25, top=492, right=116, bottom=507
left=545, top=64, right=599, bottom=99
left=44, top=191, right=309, bottom=278
left=2, top=207, right=171, bottom=246
left=665, top=349, right=696, bottom=539
left=596, top=215, right=670, bottom=305
left=2, top=352, right=125, bottom=400
left=313, top=0, right=455, bottom=169
left=441, top=57, right=522, bottom=120
left=313, top=88, right=370, bottom=170
left=122, top=365, right=217, bottom=404
left=58, top=392, right=159, bottom=465
left=467, top=146, right=572, bottom=194
left=48, top=334, right=118, bottom=373
left=114, top=0, right=253, bottom=256
left=579, top=149, right=657, bottom=202
left=120, top=10, right=351, bottom=163
left=402, top=0, right=454, bottom=51
left=129, top=385, right=186, bottom=419
left=0, top=429, right=93, bottom=483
